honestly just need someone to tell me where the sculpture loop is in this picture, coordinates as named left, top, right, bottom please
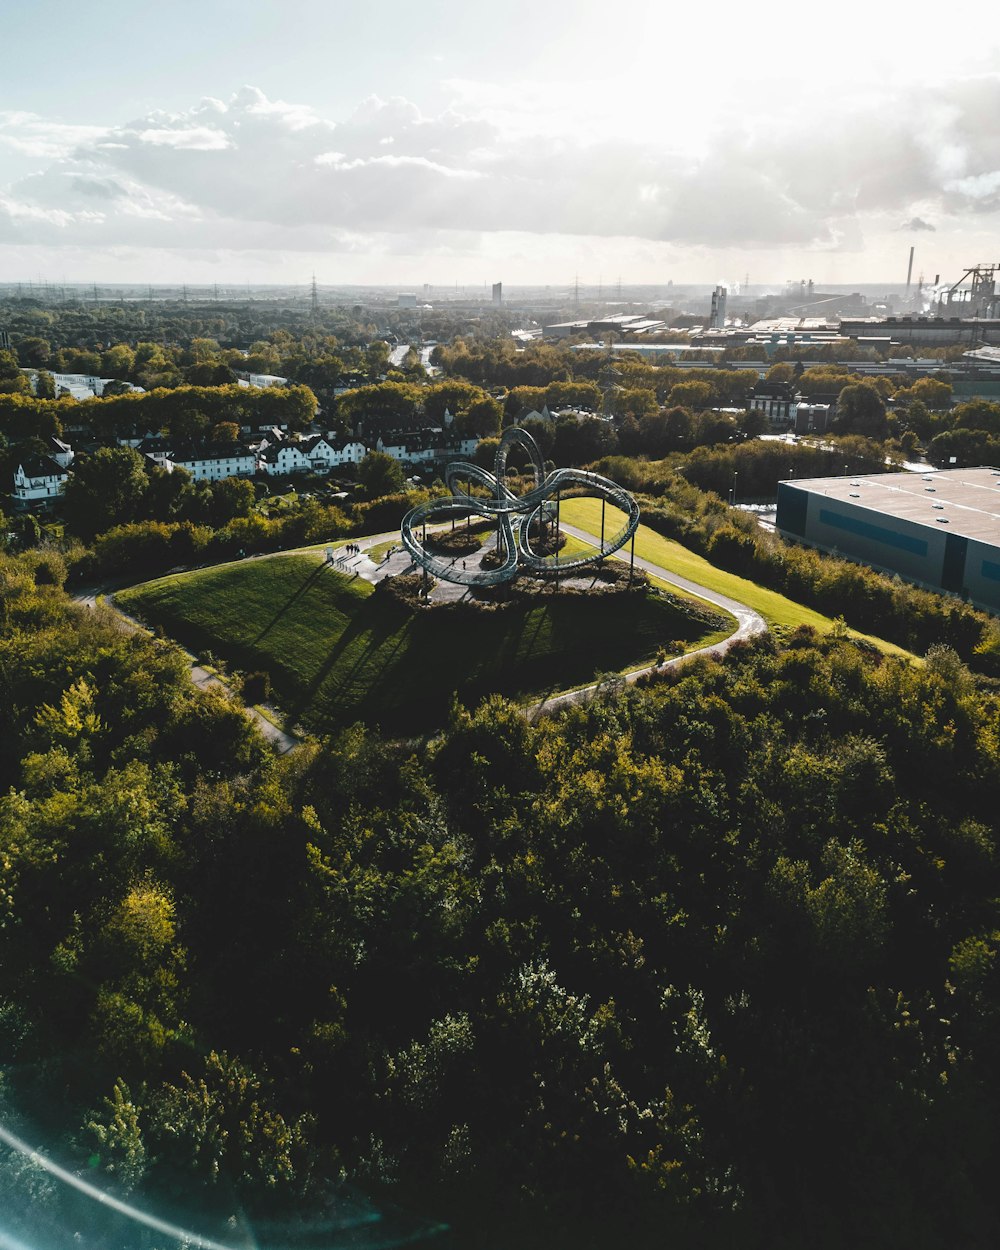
left=400, top=427, right=640, bottom=587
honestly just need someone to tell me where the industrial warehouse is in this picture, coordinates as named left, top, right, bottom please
left=776, top=467, right=1000, bottom=613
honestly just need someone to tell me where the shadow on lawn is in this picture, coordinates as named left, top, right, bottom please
left=251, top=560, right=332, bottom=645
left=289, top=595, right=411, bottom=727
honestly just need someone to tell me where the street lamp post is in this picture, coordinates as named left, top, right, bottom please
left=730, top=471, right=739, bottom=507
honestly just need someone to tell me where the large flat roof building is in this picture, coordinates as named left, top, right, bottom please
left=840, top=316, right=1000, bottom=346
left=776, top=467, right=1000, bottom=612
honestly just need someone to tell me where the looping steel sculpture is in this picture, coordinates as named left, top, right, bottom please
left=400, top=426, right=640, bottom=587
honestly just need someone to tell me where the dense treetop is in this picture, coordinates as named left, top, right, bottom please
left=2, top=549, right=1000, bottom=1247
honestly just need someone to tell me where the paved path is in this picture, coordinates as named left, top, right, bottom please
left=527, top=522, right=766, bottom=718
left=72, top=593, right=298, bottom=754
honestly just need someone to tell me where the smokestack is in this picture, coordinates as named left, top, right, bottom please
left=906, top=246, right=915, bottom=292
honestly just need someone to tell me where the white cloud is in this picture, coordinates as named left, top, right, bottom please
left=134, top=126, right=232, bottom=151
left=0, top=110, right=109, bottom=159
left=5, top=75, right=1000, bottom=278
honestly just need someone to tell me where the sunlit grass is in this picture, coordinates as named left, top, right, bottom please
left=560, top=496, right=915, bottom=659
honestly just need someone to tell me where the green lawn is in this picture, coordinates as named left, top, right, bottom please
left=117, top=552, right=732, bottom=735
left=560, top=497, right=915, bottom=659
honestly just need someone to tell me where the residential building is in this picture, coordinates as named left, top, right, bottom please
left=12, top=457, right=69, bottom=509
left=169, top=444, right=257, bottom=482
left=46, top=436, right=74, bottom=468
left=375, top=428, right=478, bottom=467
left=750, top=382, right=798, bottom=429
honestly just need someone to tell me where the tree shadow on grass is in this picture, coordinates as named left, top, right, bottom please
left=251, top=560, right=332, bottom=645
left=289, top=596, right=412, bottom=728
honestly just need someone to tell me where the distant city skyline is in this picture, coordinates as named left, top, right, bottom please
left=3, top=0, right=1000, bottom=287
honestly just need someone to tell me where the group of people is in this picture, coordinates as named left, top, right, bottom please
left=344, top=542, right=362, bottom=556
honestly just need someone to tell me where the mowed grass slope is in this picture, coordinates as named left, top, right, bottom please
left=118, top=552, right=731, bottom=735
left=560, top=497, right=915, bottom=658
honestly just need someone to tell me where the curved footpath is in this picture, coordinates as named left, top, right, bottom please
left=73, top=520, right=766, bottom=749
left=527, top=522, right=766, bottom=717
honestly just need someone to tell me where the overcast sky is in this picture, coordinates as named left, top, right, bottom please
left=3, top=0, right=1000, bottom=288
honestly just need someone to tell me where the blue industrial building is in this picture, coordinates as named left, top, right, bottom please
left=776, top=467, right=1000, bottom=613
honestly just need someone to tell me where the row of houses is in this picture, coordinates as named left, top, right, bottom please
left=10, top=426, right=480, bottom=509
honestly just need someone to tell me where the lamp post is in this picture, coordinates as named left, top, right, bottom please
left=730, top=471, right=739, bottom=507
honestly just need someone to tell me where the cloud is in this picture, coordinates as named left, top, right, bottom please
left=5, top=75, right=1000, bottom=269
left=133, top=127, right=232, bottom=151
left=0, top=110, right=108, bottom=159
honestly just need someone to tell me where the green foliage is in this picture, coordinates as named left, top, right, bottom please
left=835, top=383, right=889, bottom=439
left=358, top=449, right=406, bottom=499
left=86, top=1079, right=147, bottom=1193
left=63, top=446, right=150, bottom=541
left=10, top=525, right=1000, bottom=1246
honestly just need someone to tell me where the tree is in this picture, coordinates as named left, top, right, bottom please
left=13, top=512, right=41, bottom=550
left=101, top=345, right=136, bottom=379
left=552, top=416, right=618, bottom=466
left=34, top=371, right=56, bottom=400
left=17, top=337, right=52, bottom=369
left=640, top=406, right=692, bottom=456
left=209, top=421, right=240, bottom=445
left=0, top=349, right=30, bottom=396
left=358, top=450, right=406, bottom=499
left=835, top=384, right=888, bottom=440
left=667, top=380, right=713, bottom=410
left=617, top=387, right=658, bottom=418
left=474, top=437, right=501, bottom=469
left=63, top=447, right=150, bottom=541
left=461, top=397, right=503, bottom=439
left=207, top=477, right=256, bottom=526
left=189, top=338, right=221, bottom=364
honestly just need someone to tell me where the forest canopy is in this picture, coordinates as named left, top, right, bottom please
left=2, top=548, right=1000, bottom=1247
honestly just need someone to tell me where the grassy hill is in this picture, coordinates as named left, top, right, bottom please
left=560, top=496, right=915, bottom=658
left=117, top=552, right=733, bottom=736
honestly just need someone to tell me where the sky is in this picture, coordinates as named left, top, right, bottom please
left=3, top=0, right=1000, bottom=289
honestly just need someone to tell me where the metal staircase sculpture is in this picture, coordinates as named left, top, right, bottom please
left=400, top=426, right=640, bottom=587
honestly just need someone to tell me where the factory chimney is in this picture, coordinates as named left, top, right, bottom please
left=905, top=246, right=915, bottom=294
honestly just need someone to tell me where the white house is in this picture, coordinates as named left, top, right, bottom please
left=12, top=457, right=69, bottom=508
left=375, top=429, right=478, bottom=467
left=24, top=371, right=144, bottom=400
left=302, top=435, right=366, bottom=471
left=236, top=373, right=289, bottom=389
left=259, top=434, right=367, bottom=477
left=46, top=436, right=74, bottom=468
left=259, top=443, right=312, bottom=477
left=169, top=445, right=257, bottom=482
